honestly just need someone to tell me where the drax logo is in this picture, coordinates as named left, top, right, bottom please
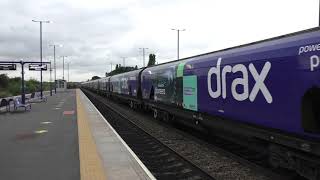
left=207, top=58, right=273, bottom=104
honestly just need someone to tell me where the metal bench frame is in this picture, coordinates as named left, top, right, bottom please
left=13, top=97, right=31, bottom=111
left=0, top=99, right=9, bottom=112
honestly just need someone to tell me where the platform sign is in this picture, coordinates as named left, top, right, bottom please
left=0, top=64, right=16, bottom=70
left=29, top=64, right=47, bottom=71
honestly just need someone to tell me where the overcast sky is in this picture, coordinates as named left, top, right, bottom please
left=0, top=0, right=318, bottom=82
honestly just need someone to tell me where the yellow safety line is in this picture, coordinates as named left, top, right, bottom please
left=76, top=89, right=107, bottom=180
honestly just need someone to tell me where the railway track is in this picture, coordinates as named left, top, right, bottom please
left=83, top=89, right=304, bottom=180
left=83, top=89, right=214, bottom=180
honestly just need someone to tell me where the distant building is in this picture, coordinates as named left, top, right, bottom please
left=55, top=79, right=67, bottom=92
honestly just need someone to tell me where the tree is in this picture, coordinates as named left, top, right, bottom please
left=0, top=74, right=9, bottom=88
left=7, top=77, right=21, bottom=96
left=11, top=77, right=21, bottom=82
left=147, top=54, right=156, bottom=66
left=116, top=64, right=119, bottom=69
left=107, top=64, right=137, bottom=76
left=0, top=76, right=53, bottom=98
left=91, top=76, right=101, bottom=80
left=26, top=78, right=39, bottom=93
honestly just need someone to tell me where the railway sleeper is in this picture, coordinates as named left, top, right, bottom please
left=269, top=144, right=320, bottom=180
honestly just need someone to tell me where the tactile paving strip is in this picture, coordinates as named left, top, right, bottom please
left=76, top=89, right=107, bottom=180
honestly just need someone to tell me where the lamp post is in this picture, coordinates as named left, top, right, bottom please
left=139, top=48, right=148, bottom=67
left=121, top=57, right=126, bottom=67
left=50, top=59, right=52, bottom=96
left=106, top=55, right=111, bottom=74
left=61, top=56, right=67, bottom=81
left=32, top=19, right=51, bottom=99
left=49, top=44, right=62, bottom=94
left=171, top=28, right=185, bottom=60
left=67, top=62, right=70, bottom=82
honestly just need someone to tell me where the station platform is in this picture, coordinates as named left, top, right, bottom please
left=0, top=89, right=155, bottom=180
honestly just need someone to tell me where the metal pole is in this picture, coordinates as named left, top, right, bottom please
left=54, top=46, right=56, bottom=94
left=50, top=62, right=52, bottom=96
left=177, top=30, right=179, bottom=60
left=68, top=63, right=69, bottom=82
left=63, top=56, right=65, bottom=81
left=40, top=22, right=43, bottom=99
left=106, top=55, right=110, bottom=74
left=110, top=62, right=113, bottom=72
left=21, top=62, right=25, bottom=104
left=32, top=20, right=50, bottom=96
left=171, top=28, right=185, bottom=60
left=143, top=48, right=145, bottom=67
left=143, top=48, right=146, bottom=67
left=139, top=48, right=148, bottom=67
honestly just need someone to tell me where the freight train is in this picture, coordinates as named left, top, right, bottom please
left=82, top=27, right=320, bottom=180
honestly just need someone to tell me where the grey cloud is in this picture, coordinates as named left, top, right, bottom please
left=0, top=0, right=136, bottom=81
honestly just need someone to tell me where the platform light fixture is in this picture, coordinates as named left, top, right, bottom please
left=32, top=19, right=51, bottom=99
left=61, top=56, right=67, bottom=81
left=121, top=57, right=126, bottom=67
left=67, top=61, right=70, bottom=82
left=171, top=28, right=185, bottom=61
left=139, top=48, right=148, bottom=67
left=49, top=44, right=63, bottom=94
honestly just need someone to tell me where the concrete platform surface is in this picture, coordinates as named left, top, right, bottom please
left=78, top=90, right=155, bottom=180
left=0, top=89, right=155, bottom=180
left=0, top=90, right=79, bottom=180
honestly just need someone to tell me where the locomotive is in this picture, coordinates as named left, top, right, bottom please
left=82, top=27, right=320, bottom=180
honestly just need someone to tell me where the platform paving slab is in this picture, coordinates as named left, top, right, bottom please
left=78, top=89, right=156, bottom=180
left=0, top=89, right=156, bottom=180
left=0, top=90, right=79, bottom=180
left=76, top=90, right=107, bottom=180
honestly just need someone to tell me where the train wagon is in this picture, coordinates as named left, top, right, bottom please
left=82, top=27, right=320, bottom=179
left=140, top=28, right=320, bottom=179
left=109, top=69, right=143, bottom=107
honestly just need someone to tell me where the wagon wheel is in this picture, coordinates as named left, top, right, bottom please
left=153, top=109, right=158, bottom=119
left=130, top=101, right=134, bottom=109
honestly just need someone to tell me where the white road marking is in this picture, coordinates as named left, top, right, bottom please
left=41, top=122, right=52, bottom=124
left=34, top=130, right=48, bottom=134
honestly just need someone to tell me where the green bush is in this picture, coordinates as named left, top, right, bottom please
left=0, top=88, right=11, bottom=98
left=0, top=74, right=52, bottom=98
